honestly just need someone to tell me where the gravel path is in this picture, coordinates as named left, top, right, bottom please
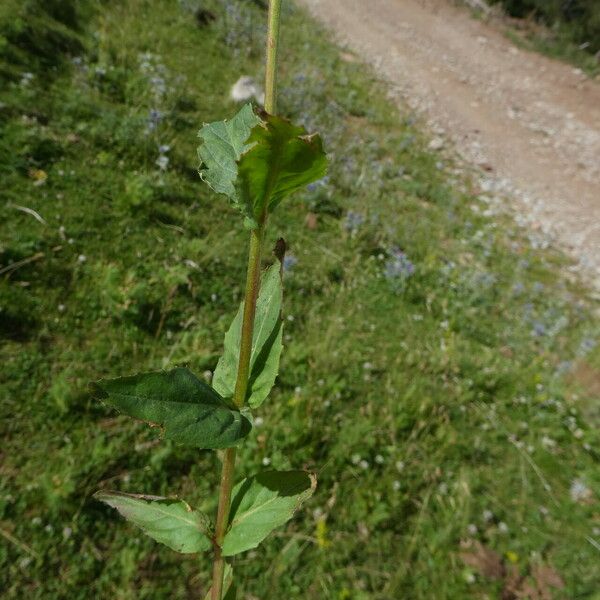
left=298, top=0, right=600, bottom=286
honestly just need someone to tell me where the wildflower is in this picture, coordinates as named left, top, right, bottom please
left=158, top=144, right=171, bottom=154
left=395, top=460, right=405, bottom=472
left=384, top=248, right=415, bottom=284
left=392, top=480, right=401, bottom=491
left=532, top=321, right=547, bottom=337
left=505, top=551, right=519, bottom=563
left=261, top=457, right=271, bottom=466
left=203, top=370, right=212, bottom=383
left=482, top=509, right=493, bottom=522
left=29, top=169, right=47, bottom=186
left=344, top=210, right=365, bottom=232
left=306, top=175, right=329, bottom=193
left=374, top=454, right=384, bottom=464
left=156, top=155, right=169, bottom=170
left=230, top=75, right=264, bottom=104
left=150, top=76, right=166, bottom=97
left=467, top=523, right=478, bottom=535
left=498, top=522, right=509, bottom=534
left=579, top=337, right=597, bottom=355
left=62, top=526, right=73, bottom=539
left=359, top=460, right=369, bottom=470
left=351, top=454, right=361, bottom=465
left=570, top=478, right=592, bottom=502
left=146, top=108, right=164, bottom=132
left=20, top=72, right=34, bottom=87
left=77, top=255, right=87, bottom=263
left=283, top=254, right=297, bottom=272
left=254, top=416, right=264, bottom=427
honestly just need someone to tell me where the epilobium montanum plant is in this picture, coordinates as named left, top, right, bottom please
left=91, top=2, right=327, bottom=598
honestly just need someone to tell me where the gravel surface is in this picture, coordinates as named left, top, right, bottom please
left=299, top=0, right=600, bottom=287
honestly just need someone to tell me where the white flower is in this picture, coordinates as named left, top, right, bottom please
left=230, top=76, right=264, bottom=105
left=359, top=460, right=369, bottom=470
left=570, top=478, right=591, bottom=502
left=498, top=522, right=509, bottom=534
left=482, top=509, right=493, bottom=522
left=254, top=417, right=264, bottom=427
left=77, top=254, right=87, bottom=263
left=467, top=523, right=478, bottom=535
left=62, top=526, right=73, bottom=539
left=392, top=480, right=401, bottom=491
left=351, top=454, right=361, bottom=465
left=262, top=457, right=271, bottom=466
left=156, top=155, right=169, bottom=170
left=375, top=454, right=384, bottom=464
left=395, top=460, right=405, bottom=472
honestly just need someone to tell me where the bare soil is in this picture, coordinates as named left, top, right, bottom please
left=298, top=0, right=600, bottom=286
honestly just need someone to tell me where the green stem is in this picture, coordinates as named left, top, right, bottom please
left=210, top=225, right=265, bottom=599
left=264, top=0, right=282, bottom=115
left=210, top=1, right=283, bottom=597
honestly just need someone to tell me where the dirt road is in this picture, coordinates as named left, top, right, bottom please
left=298, top=0, right=600, bottom=285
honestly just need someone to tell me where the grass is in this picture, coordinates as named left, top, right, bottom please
left=1, top=0, right=599, bottom=598
left=504, top=26, right=600, bottom=77
left=463, top=1, right=600, bottom=77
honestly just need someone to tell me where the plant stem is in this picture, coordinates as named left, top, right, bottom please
left=210, top=1, right=283, bottom=597
left=264, top=0, right=282, bottom=115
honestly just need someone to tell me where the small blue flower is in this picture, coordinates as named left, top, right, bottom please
left=344, top=211, right=365, bottom=232
left=283, top=254, right=297, bottom=273
left=384, top=248, right=415, bottom=286
left=532, top=321, right=547, bottom=337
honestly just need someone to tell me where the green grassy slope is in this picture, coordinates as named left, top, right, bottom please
left=1, top=1, right=599, bottom=598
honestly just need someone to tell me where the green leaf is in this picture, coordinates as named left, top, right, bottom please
left=197, top=104, right=261, bottom=220
left=91, top=367, right=251, bottom=448
left=212, top=261, right=283, bottom=408
left=203, top=564, right=235, bottom=600
left=222, top=470, right=316, bottom=556
left=238, top=113, right=327, bottom=219
left=95, top=491, right=212, bottom=554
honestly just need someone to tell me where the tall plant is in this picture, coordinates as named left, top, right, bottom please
left=91, top=1, right=327, bottom=598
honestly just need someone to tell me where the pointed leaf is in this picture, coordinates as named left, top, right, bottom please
left=222, top=470, right=316, bottom=556
left=91, top=367, right=251, bottom=449
left=238, top=114, right=327, bottom=219
left=197, top=104, right=260, bottom=220
left=203, top=564, right=235, bottom=600
left=212, top=261, right=283, bottom=408
left=95, top=491, right=212, bottom=554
